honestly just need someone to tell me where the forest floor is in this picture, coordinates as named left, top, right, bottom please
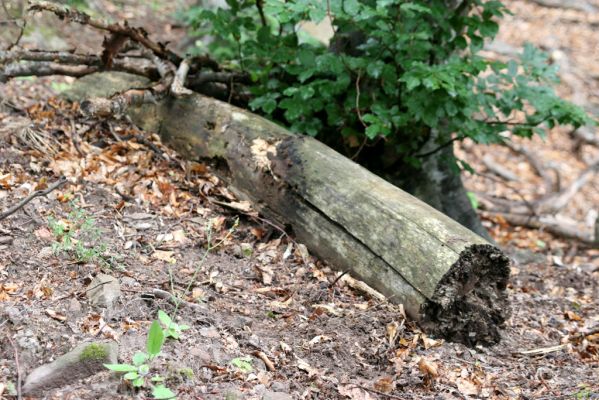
left=0, top=0, right=598, bottom=399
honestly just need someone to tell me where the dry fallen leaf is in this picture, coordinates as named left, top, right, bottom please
left=337, top=384, right=376, bottom=400
left=296, top=356, right=319, bottom=377
left=457, top=377, right=480, bottom=396
left=372, top=376, right=395, bottom=393
left=152, top=250, right=176, bottom=263
left=418, top=357, right=439, bottom=385
left=45, top=308, right=67, bottom=322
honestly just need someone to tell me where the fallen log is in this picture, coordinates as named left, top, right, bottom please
left=71, top=73, right=511, bottom=346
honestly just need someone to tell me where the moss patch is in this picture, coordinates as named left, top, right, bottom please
left=79, top=343, right=109, bottom=362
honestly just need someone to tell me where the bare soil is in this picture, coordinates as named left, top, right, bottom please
left=0, top=1, right=598, bottom=399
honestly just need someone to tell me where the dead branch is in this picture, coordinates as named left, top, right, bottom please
left=504, top=141, right=554, bottom=193
left=189, top=71, right=250, bottom=86
left=78, top=54, right=175, bottom=117
left=28, top=0, right=181, bottom=64
left=0, top=177, right=67, bottom=221
left=171, top=57, right=192, bottom=97
left=0, top=49, right=159, bottom=78
left=79, top=90, right=157, bottom=118
left=482, top=155, right=520, bottom=182
left=526, top=0, right=596, bottom=13
left=0, top=62, right=97, bottom=82
left=535, top=157, right=599, bottom=214
left=480, top=155, right=597, bottom=226
left=486, top=211, right=597, bottom=247
left=573, top=126, right=599, bottom=148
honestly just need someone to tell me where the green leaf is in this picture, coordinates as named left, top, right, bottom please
left=132, top=352, right=149, bottom=366
left=152, top=385, right=176, bottom=399
left=132, top=377, right=145, bottom=387
left=104, top=364, right=138, bottom=372
left=480, top=20, right=499, bottom=38
left=507, top=60, right=518, bottom=77
left=123, top=371, right=139, bottom=380
left=466, top=192, right=479, bottom=210
left=366, top=61, right=385, bottom=79
left=158, top=310, right=172, bottom=328
left=146, top=320, right=165, bottom=357
left=402, top=76, right=421, bottom=91
left=231, top=356, right=253, bottom=373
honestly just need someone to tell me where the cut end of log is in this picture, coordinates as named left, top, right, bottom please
left=420, top=244, right=511, bottom=346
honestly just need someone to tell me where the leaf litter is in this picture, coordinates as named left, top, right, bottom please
left=0, top=0, right=598, bottom=399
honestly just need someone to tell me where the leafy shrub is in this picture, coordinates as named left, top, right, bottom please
left=183, top=0, right=592, bottom=170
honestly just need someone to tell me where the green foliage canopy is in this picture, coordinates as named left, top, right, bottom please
left=184, top=0, right=592, bottom=168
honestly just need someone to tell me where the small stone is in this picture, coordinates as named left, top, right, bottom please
left=120, top=276, right=139, bottom=287
left=22, top=341, right=118, bottom=395
left=270, top=381, right=290, bottom=393
left=68, top=298, right=82, bottom=313
left=86, top=274, right=121, bottom=309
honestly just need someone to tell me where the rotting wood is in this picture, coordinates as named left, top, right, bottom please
left=93, top=86, right=513, bottom=346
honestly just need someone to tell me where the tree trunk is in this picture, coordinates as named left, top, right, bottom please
left=67, top=72, right=511, bottom=345
left=402, top=142, right=494, bottom=242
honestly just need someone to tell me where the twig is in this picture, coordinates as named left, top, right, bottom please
left=414, top=136, right=461, bottom=158
left=171, top=57, right=192, bottom=96
left=252, top=350, right=275, bottom=371
left=485, top=211, right=597, bottom=246
left=28, top=1, right=182, bottom=64
left=1, top=0, right=26, bottom=51
left=0, top=177, right=67, bottom=221
left=329, top=270, right=349, bottom=289
left=6, top=333, right=22, bottom=400
left=504, top=141, right=554, bottom=193
left=535, top=157, right=599, bottom=214
left=482, top=155, right=520, bottom=182
left=0, top=49, right=158, bottom=78
left=354, top=72, right=367, bottom=129
left=517, top=344, right=568, bottom=356
left=256, top=0, right=267, bottom=27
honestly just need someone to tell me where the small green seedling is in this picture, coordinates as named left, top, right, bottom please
left=105, top=320, right=175, bottom=399
left=230, top=356, right=253, bottom=373
left=158, top=310, right=190, bottom=340
left=47, top=201, right=108, bottom=265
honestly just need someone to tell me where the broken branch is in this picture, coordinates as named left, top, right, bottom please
left=0, top=177, right=67, bottom=221
left=28, top=1, right=181, bottom=64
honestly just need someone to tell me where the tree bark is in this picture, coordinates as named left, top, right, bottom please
left=69, top=73, right=511, bottom=345
left=403, top=142, right=494, bottom=242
